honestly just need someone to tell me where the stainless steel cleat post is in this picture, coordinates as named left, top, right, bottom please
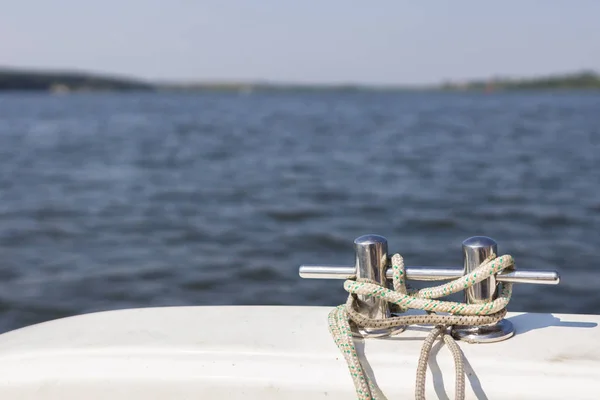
left=450, top=236, right=515, bottom=343
left=352, top=235, right=398, bottom=337
left=299, top=235, right=560, bottom=342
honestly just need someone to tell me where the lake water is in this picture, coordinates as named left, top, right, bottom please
left=0, top=91, right=598, bottom=333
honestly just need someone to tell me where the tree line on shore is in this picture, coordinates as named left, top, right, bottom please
left=1, top=67, right=599, bottom=92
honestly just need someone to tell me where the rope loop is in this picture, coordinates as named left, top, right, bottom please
left=328, top=251, right=515, bottom=400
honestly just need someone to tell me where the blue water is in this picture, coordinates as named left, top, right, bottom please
left=0, top=91, right=598, bottom=333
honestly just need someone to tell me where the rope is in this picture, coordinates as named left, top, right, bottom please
left=328, top=252, right=515, bottom=400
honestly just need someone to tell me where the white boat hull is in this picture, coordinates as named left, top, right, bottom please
left=0, top=306, right=598, bottom=399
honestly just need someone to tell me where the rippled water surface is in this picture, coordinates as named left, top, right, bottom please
left=0, top=91, right=599, bottom=333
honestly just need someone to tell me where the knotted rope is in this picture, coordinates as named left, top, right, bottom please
left=328, top=253, right=515, bottom=400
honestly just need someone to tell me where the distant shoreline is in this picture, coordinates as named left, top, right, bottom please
left=0, top=67, right=154, bottom=92
left=1, top=67, right=599, bottom=93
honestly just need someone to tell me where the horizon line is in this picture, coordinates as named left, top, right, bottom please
left=1, top=64, right=599, bottom=88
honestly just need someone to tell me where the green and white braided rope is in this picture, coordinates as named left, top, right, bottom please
left=328, top=252, right=515, bottom=400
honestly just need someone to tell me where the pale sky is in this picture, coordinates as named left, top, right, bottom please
left=1, top=0, right=599, bottom=85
